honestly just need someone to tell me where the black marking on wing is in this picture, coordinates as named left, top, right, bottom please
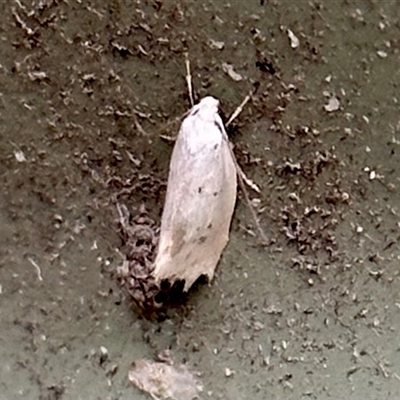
left=213, top=120, right=224, bottom=134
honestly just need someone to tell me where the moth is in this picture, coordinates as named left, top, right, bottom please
left=153, top=96, right=237, bottom=291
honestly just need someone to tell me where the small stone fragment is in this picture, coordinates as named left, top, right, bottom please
left=129, top=359, right=202, bottom=400
left=14, top=150, right=26, bottom=162
left=324, top=96, right=340, bottom=112
left=222, top=63, right=243, bottom=81
left=208, top=38, right=225, bottom=50
left=287, top=29, right=300, bottom=48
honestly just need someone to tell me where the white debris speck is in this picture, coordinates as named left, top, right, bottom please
left=73, top=220, right=86, bottom=234
left=392, top=135, right=400, bottom=145
left=28, top=71, right=48, bottom=81
left=126, top=150, right=141, bottom=166
left=14, top=150, right=26, bottom=162
left=82, top=73, right=96, bottom=81
left=225, top=367, right=234, bottom=377
left=365, top=146, right=371, bottom=152
left=222, top=63, right=243, bottom=81
left=157, top=37, right=169, bottom=45
left=325, top=75, right=332, bottom=83
left=208, top=38, right=225, bottom=50
left=27, top=257, right=43, bottom=281
left=251, top=198, right=261, bottom=207
left=138, top=44, right=148, bottom=56
left=377, top=50, right=388, bottom=58
left=344, top=127, right=352, bottom=135
left=213, top=15, right=224, bottom=26
left=356, top=226, right=364, bottom=233
left=324, top=96, right=340, bottom=112
left=369, top=170, right=376, bottom=180
left=341, top=192, right=350, bottom=201
left=254, top=321, right=264, bottom=331
left=287, top=29, right=300, bottom=48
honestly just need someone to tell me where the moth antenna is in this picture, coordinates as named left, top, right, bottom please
left=184, top=52, right=194, bottom=107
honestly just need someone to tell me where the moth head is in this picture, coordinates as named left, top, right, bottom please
left=191, top=96, right=220, bottom=121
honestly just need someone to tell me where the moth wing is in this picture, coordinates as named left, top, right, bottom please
left=154, top=115, right=237, bottom=290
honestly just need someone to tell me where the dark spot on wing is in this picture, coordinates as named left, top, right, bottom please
left=213, top=120, right=224, bottom=134
left=198, top=236, right=207, bottom=244
left=198, top=187, right=202, bottom=193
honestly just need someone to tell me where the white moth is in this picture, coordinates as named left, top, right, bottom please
left=153, top=96, right=237, bottom=291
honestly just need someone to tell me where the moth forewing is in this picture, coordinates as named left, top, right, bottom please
left=153, top=97, right=237, bottom=291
